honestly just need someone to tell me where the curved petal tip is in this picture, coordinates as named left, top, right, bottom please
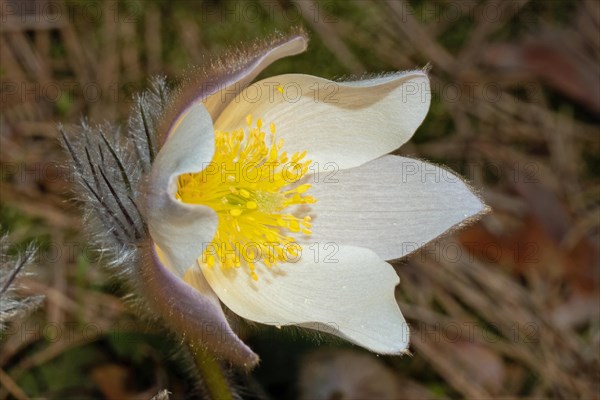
left=138, top=244, right=259, bottom=369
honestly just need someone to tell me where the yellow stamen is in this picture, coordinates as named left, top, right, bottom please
left=176, top=115, right=315, bottom=281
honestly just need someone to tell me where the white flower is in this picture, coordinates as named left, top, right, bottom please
left=143, top=33, right=485, bottom=367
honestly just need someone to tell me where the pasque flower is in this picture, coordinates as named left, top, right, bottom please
left=63, top=32, right=485, bottom=369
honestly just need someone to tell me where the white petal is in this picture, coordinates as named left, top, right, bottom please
left=299, top=155, right=486, bottom=261
left=215, top=71, right=430, bottom=171
left=146, top=102, right=218, bottom=276
left=200, top=246, right=409, bottom=354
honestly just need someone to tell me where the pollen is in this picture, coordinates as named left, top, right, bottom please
left=176, top=115, right=315, bottom=281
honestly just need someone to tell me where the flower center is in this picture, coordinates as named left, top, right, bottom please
left=176, top=115, right=315, bottom=281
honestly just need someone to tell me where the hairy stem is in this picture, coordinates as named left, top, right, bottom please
left=190, top=344, right=234, bottom=400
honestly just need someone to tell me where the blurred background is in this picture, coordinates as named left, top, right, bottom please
left=1, top=0, right=599, bottom=399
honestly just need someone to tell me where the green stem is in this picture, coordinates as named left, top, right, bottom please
left=190, top=344, right=234, bottom=400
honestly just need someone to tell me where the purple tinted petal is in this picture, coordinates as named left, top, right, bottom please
left=139, top=245, right=259, bottom=369
left=158, top=31, right=308, bottom=144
